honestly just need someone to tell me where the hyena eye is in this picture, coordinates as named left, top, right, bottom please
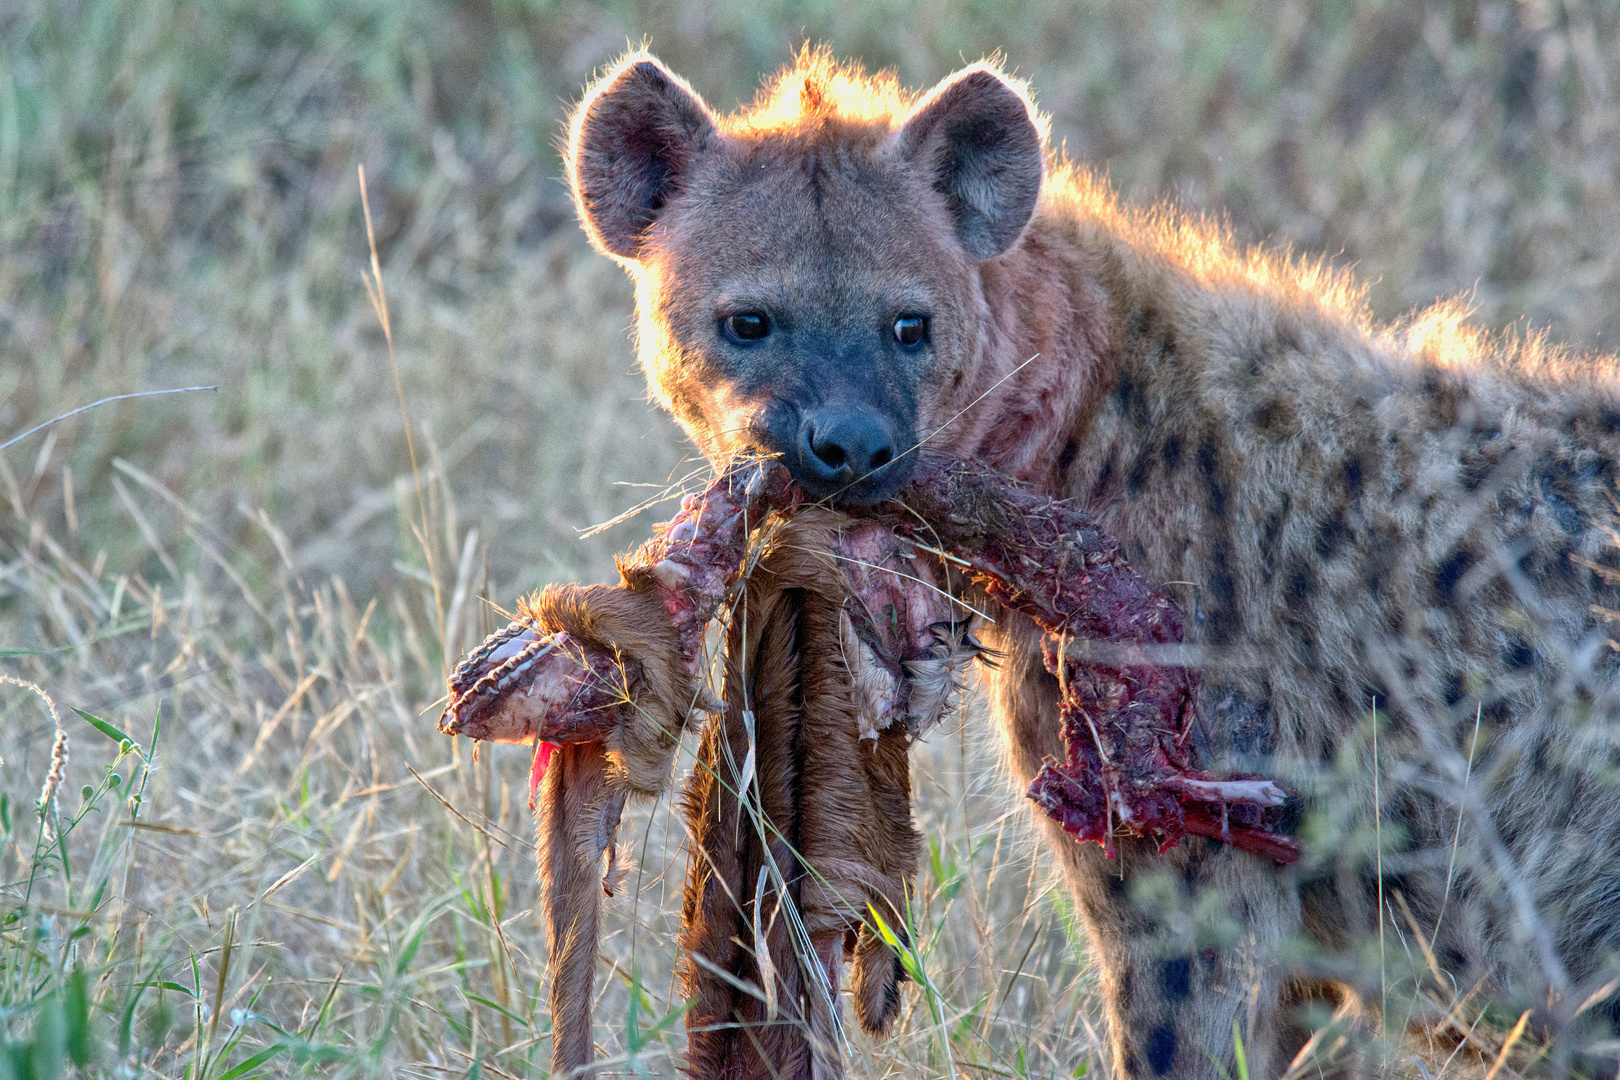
left=723, top=312, right=770, bottom=342
left=893, top=315, right=928, bottom=347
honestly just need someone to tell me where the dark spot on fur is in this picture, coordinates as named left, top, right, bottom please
left=1196, top=439, right=1227, bottom=517
left=1505, top=635, right=1535, bottom=670
left=1113, top=370, right=1148, bottom=424
left=1421, top=370, right=1463, bottom=425
left=1443, top=673, right=1466, bottom=708
left=1206, top=543, right=1240, bottom=645
left=1342, top=458, right=1363, bottom=497
left=1329, top=681, right=1351, bottom=715
left=1180, top=855, right=1202, bottom=892
left=1094, top=449, right=1118, bottom=499
left=1163, top=434, right=1183, bottom=472
left=1315, top=510, right=1351, bottom=559
left=1606, top=411, right=1620, bottom=434
left=1251, top=396, right=1293, bottom=435
left=1277, top=792, right=1304, bottom=835
left=1196, top=439, right=1217, bottom=478
left=1106, top=873, right=1128, bottom=899
left=1284, top=559, right=1315, bottom=606
left=1058, top=438, right=1077, bottom=476
left=1127, top=449, right=1152, bottom=497
left=1296, top=622, right=1320, bottom=666
left=1160, top=957, right=1191, bottom=1001
left=1146, top=1024, right=1178, bottom=1074
left=1128, top=304, right=1161, bottom=343
left=1462, top=453, right=1495, bottom=492
left=1481, top=697, right=1514, bottom=729
left=1539, top=461, right=1588, bottom=535
left=1433, top=547, right=1475, bottom=605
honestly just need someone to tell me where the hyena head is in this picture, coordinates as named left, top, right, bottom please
left=565, top=49, right=1046, bottom=504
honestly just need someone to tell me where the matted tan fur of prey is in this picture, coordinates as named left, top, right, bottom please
left=680, top=515, right=922, bottom=1080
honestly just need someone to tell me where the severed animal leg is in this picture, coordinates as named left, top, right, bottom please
left=440, top=457, right=800, bottom=785
left=444, top=458, right=800, bottom=1080
left=681, top=582, right=818, bottom=1080
left=537, top=741, right=625, bottom=1080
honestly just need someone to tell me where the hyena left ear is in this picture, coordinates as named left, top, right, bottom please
left=567, top=53, right=717, bottom=262
left=898, top=66, right=1045, bottom=260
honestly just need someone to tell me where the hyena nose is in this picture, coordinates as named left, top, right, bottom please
left=799, top=408, right=899, bottom=485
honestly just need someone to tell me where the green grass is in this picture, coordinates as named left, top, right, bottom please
left=2, top=0, right=1617, bottom=1075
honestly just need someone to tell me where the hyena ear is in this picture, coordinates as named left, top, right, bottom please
left=898, top=66, right=1045, bottom=260
left=567, top=54, right=717, bottom=262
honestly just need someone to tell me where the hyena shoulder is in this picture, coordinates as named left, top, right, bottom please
left=1042, top=179, right=1620, bottom=743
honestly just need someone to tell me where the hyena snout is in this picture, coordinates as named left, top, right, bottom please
left=794, top=407, right=903, bottom=502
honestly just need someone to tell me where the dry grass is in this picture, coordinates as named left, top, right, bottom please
left=2, top=1, right=1618, bottom=1076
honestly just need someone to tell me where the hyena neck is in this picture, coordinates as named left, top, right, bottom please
left=944, top=220, right=1116, bottom=493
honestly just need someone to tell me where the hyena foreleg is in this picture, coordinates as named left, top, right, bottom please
left=987, top=614, right=1310, bottom=1080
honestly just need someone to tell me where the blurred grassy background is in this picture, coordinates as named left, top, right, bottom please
left=0, top=0, right=1616, bottom=1076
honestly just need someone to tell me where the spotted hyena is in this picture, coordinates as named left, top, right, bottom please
left=564, top=47, right=1620, bottom=1077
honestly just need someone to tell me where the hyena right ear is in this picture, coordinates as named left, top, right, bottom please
left=567, top=54, right=717, bottom=262
left=898, top=65, right=1045, bottom=260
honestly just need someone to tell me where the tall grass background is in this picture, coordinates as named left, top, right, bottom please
left=1, top=1, right=1617, bottom=1076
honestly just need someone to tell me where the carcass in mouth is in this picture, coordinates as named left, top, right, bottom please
left=437, top=454, right=1299, bottom=1079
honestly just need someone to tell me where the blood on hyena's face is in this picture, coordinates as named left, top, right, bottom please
left=567, top=54, right=1044, bottom=504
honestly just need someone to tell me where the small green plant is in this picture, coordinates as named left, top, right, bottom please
left=0, top=678, right=160, bottom=1077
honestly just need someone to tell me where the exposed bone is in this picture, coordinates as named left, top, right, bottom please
left=1163, top=776, right=1288, bottom=806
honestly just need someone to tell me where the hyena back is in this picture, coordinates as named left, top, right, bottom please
left=565, top=47, right=1620, bottom=1077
